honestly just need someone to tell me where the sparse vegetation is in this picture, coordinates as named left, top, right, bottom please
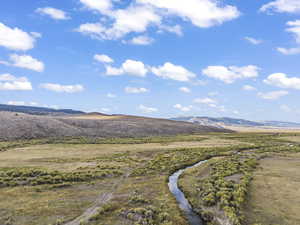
left=0, top=132, right=300, bottom=224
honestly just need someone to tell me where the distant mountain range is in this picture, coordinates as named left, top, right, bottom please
left=170, top=116, right=300, bottom=128
left=1, top=104, right=299, bottom=130
left=0, top=104, right=84, bottom=116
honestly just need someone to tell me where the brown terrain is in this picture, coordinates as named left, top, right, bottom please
left=0, top=111, right=231, bottom=140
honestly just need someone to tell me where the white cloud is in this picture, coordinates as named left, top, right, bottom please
left=0, top=73, right=32, bottom=91
left=105, top=59, right=148, bottom=77
left=244, top=37, right=263, bottom=45
left=277, top=47, right=300, bottom=55
left=264, top=73, right=300, bottom=90
left=36, top=7, right=70, bottom=20
left=260, top=0, right=300, bottom=14
left=243, top=85, right=256, bottom=91
left=174, top=104, right=193, bottom=112
left=194, top=97, right=217, bottom=106
left=30, top=32, right=42, bottom=38
left=138, top=104, right=158, bottom=113
left=193, top=97, right=226, bottom=111
left=257, top=91, right=289, bottom=100
left=139, top=0, right=240, bottom=28
left=179, top=87, right=191, bottom=93
left=40, top=83, right=84, bottom=93
left=107, top=93, right=116, bottom=98
left=94, top=54, right=114, bottom=63
left=151, top=62, right=196, bottom=82
left=78, top=0, right=239, bottom=40
left=79, top=0, right=112, bottom=14
left=128, top=35, right=154, bottom=45
left=2, top=54, right=45, bottom=72
left=158, top=24, right=183, bottom=36
left=0, top=23, right=36, bottom=51
left=7, top=101, right=26, bottom=106
left=75, top=23, right=106, bottom=39
left=277, top=20, right=300, bottom=55
left=286, top=20, right=300, bottom=43
left=77, top=5, right=161, bottom=40
left=122, top=60, right=148, bottom=77
left=100, top=107, right=111, bottom=113
left=125, top=87, right=148, bottom=94
left=105, top=65, right=124, bottom=76
left=105, top=5, right=161, bottom=40
left=7, top=101, right=42, bottom=107
left=202, top=65, right=259, bottom=83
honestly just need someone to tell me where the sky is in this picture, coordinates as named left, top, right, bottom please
left=0, top=0, right=300, bottom=122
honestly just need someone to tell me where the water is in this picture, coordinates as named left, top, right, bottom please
left=168, top=160, right=207, bottom=225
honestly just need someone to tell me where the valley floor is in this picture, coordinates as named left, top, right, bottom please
left=0, top=133, right=299, bottom=225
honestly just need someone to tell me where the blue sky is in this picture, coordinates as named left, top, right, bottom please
left=1, top=0, right=300, bottom=122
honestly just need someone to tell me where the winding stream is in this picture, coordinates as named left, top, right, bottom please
left=168, top=160, right=207, bottom=225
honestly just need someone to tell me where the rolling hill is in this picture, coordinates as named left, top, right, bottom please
left=0, top=105, right=231, bottom=140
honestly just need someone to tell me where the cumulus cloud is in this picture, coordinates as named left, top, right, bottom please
left=174, top=104, right=193, bottom=112
left=0, top=73, right=32, bottom=91
left=151, top=62, right=196, bottom=82
left=138, top=0, right=240, bottom=28
left=264, top=73, right=300, bottom=90
left=138, top=104, right=158, bottom=113
left=79, top=0, right=112, bottom=14
left=94, top=54, right=114, bottom=63
left=260, top=0, right=300, bottom=14
left=77, top=0, right=240, bottom=40
left=105, top=59, right=148, bottom=77
left=179, top=87, right=191, bottom=93
left=202, top=65, right=259, bottom=83
left=0, top=23, right=36, bottom=51
left=77, top=5, right=161, bottom=40
left=257, top=90, right=289, bottom=100
left=40, top=83, right=84, bottom=93
left=244, top=37, right=263, bottom=45
left=1, top=54, right=45, bottom=72
left=125, top=87, right=148, bottom=94
left=243, top=85, right=256, bottom=91
left=36, top=7, right=70, bottom=20
left=128, top=35, right=154, bottom=45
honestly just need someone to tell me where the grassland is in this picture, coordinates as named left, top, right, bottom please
left=0, top=133, right=300, bottom=225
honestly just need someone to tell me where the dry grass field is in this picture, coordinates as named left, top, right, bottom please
left=243, top=154, right=300, bottom=225
left=0, top=133, right=300, bottom=225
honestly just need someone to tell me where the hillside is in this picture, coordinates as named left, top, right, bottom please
left=0, top=111, right=231, bottom=140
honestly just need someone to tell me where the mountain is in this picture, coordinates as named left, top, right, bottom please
left=171, top=116, right=300, bottom=129
left=0, top=104, right=84, bottom=116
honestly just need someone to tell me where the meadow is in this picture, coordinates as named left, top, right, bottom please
left=0, top=132, right=299, bottom=225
